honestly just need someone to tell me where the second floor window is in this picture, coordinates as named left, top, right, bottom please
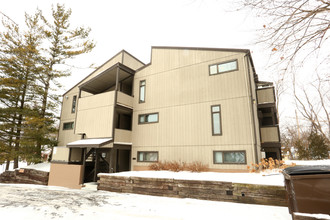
left=209, top=60, right=238, bottom=75
left=139, top=113, right=158, bottom=124
left=139, top=80, right=146, bottom=103
left=71, top=95, right=77, bottom=113
left=211, top=105, right=221, bottom=135
left=63, top=122, right=74, bottom=130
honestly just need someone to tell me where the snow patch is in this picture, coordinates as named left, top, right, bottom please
left=285, top=159, right=330, bottom=166
left=22, top=162, right=51, bottom=172
left=99, top=170, right=285, bottom=186
left=295, top=212, right=330, bottom=220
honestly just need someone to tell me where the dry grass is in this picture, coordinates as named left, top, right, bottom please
left=149, top=161, right=208, bottom=172
left=247, top=158, right=296, bottom=173
left=185, top=161, right=208, bottom=172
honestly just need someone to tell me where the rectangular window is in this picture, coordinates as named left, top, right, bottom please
left=63, top=122, right=74, bottom=130
left=71, top=95, right=77, bottom=113
left=139, top=113, right=159, bottom=124
left=209, top=60, right=238, bottom=75
left=139, top=80, right=146, bottom=103
left=137, top=151, right=158, bottom=162
left=213, top=151, right=246, bottom=164
left=211, top=105, right=221, bottom=135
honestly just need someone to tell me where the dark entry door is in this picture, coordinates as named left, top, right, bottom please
left=116, top=149, right=130, bottom=172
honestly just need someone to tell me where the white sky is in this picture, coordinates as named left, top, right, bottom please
left=1, top=0, right=307, bottom=125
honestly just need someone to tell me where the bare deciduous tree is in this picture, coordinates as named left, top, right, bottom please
left=293, top=73, right=330, bottom=144
left=241, top=0, right=329, bottom=70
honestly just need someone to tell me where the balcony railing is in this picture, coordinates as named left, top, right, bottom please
left=260, top=126, right=280, bottom=143
left=114, top=129, right=132, bottom=144
left=257, top=87, right=275, bottom=104
left=117, top=91, right=133, bottom=108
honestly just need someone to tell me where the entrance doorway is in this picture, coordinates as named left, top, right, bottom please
left=83, top=148, right=111, bottom=183
left=116, top=149, right=130, bottom=172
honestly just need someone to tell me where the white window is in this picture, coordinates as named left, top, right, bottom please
left=209, top=60, right=238, bottom=75
left=139, top=113, right=159, bottom=124
left=71, top=95, right=77, bottom=113
left=214, top=151, right=246, bottom=164
left=138, top=152, right=158, bottom=162
left=211, top=105, right=221, bottom=135
left=139, top=80, right=146, bottom=103
left=63, top=122, right=74, bottom=130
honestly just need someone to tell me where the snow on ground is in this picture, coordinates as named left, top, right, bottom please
left=102, top=171, right=286, bottom=186
left=0, top=183, right=292, bottom=220
left=21, top=162, right=51, bottom=172
left=0, top=162, right=50, bottom=174
left=0, top=161, right=27, bottom=174
left=284, top=159, right=330, bottom=166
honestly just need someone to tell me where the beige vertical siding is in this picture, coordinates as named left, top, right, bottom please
left=48, top=164, right=84, bottom=189
left=58, top=88, right=80, bottom=146
left=114, top=129, right=132, bottom=143
left=51, top=147, right=69, bottom=162
left=117, top=91, right=133, bottom=108
left=132, top=48, right=257, bottom=171
left=75, top=91, right=115, bottom=138
left=122, top=51, right=145, bottom=70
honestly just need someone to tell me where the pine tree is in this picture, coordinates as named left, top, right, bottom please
left=295, top=139, right=310, bottom=160
left=0, top=4, right=94, bottom=168
left=308, top=131, right=329, bottom=160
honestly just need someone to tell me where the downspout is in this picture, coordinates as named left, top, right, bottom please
left=245, top=54, right=259, bottom=164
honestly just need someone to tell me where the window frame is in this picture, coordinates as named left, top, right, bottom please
left=71, top=95, right=77, bottom=113
left=139, top=80, right=146, bottom=103
left=211, top=105, right=222, bottom=136
left=213, top=150, right=247, bottom=165
left=209, top=59, right=238, bottom=76
left=138, top=112, right=159, bottom=124
left=137, top=151, right=159, bottom=162
left=63, top=122, right=74, bottom=130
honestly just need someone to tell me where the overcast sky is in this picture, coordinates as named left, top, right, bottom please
left=2, top=0, right=300, bottom=124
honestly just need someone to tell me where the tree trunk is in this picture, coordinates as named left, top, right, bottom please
left=5, top=160, right=10, bottom=171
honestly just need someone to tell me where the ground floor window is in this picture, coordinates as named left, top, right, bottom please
left=137, top=151, right=158, bottom=162
left=213, top=151, right=246, bottom=164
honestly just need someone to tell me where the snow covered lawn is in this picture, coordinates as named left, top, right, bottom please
left=0, top=183, right=291, bottom=220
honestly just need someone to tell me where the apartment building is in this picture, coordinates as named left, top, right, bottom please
left=48, top=47, right=281, bottom=189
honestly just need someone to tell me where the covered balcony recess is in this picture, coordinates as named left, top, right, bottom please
left=256, top=81, right=281, bottom=160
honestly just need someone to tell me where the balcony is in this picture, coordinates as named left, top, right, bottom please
left=260, top=126, right=280, bottom=145
left=114, top=129, right=132, bottom=144
left=75, top=91, right=115, bottom=138
left=117, top=91, right=133, bottom=109
left=257, top=87, right=275, bottom=105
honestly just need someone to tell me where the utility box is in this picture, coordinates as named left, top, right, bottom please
left=282, top=165, right=330, bottom=215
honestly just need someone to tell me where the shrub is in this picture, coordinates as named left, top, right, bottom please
left=149, top=160, right=208, bottom=172
left=186, top=161, right=208, bottom=172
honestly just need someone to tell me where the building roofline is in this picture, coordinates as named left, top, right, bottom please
left=63, top=49, right=144, bottom=96
left=151, top=46, right=251, bottom=54
left=135, top=46, right=252, bottom=73
left=122, top=50, right=145, bottom=66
